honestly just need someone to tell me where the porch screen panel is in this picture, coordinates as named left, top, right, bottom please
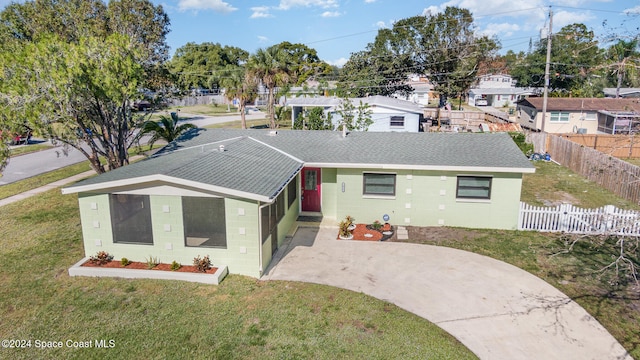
left=287, top=179, right=297, bottom=208
left=363, top=173, right=396, bottom=196
left=456, top=176, right=492, bottom=199
left=110, top=194, right=153, bottom=244
left=183, top=197, right=226, bottom=248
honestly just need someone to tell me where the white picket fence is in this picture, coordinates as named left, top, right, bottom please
left=518, top=202, right=640, bottom=236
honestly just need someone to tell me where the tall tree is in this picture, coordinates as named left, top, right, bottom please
left=0, top=0, right=170, bottom=174
left=246, top=47, right=291, bottom=129
left=605, top=38, right=640, bottom=97
left=169, top=42, right=249, bottom=91
left=219, top=67, right=256, bottom=129
left=274, top=41, right=332, bottom=85
left=337, top=7, right=497, bottom=104
left=511, top=23, right=603, bottom=95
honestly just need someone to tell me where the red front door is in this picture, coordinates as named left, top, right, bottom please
left=301, top=168, right=321, bottom=212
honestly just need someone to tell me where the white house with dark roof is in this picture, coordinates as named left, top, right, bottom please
left=63, top=129, right=534, bottom=278
left=286, top=95, right=425, bottom=132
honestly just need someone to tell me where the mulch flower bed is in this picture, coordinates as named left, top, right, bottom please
left=338, top=223, right=394, bottom=242
left=81, top=260, right=218, bottom=274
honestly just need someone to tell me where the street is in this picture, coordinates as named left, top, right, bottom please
left=0, top=109, right=267, bottom=185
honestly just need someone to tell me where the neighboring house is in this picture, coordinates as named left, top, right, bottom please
left=604, top=88, right=640, bottom=98
left=393, top=77, right=434, bottom=106
left=286, top=95, right=425, bottom=132
left=515, top=97, right=640, bottom=134
left=62, top=129, right=534, bottom=279
left=468, top=74, right=538, bottom=107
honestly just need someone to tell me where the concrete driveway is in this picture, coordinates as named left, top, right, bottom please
left=263, top=226, right=631, bottom=360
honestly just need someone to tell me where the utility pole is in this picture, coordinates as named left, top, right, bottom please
left=541, top=7, right=553, bottom=133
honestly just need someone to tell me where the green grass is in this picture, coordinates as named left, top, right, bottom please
left=9, top=143, right=53, bottom=157
left=165, top=104, right=240, bottom=116
left=0, top=190, right=476, bottom=359
left=521, top=161, right=640, bottom=210
left=0, top=146, right=159, bottom=200
left=624, top=158, right=640, bottom=167
left=400, top=228, right=640, bottom=359
left=204, top=118, right=290, bottom=130
left=0, top=161, right=94, bottom=200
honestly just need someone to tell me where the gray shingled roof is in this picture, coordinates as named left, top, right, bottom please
left=285, top=95, right=423, bottom=114
left=65, top=129, right=533, bottom=200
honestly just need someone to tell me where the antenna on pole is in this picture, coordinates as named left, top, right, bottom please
left=541, top=6, right=553, bottom=133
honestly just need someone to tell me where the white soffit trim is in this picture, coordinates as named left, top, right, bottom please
left=303, top=163, right=535, bottom=173
left=61, top=175, right=274, bottom=202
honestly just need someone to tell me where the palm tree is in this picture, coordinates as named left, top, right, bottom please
left=246, top=47, right=291, bottom=129
left=220, top=66, right=256, bottom=129
left=606, top=39, right=639, bottom=98
left=137, top=113, right=196, bottom=149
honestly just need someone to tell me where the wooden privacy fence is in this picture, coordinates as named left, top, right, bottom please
left=558, top=134, right=640, bottom=158
left=519, top=202, right=640, bottom=236
left=526, top=132, right=640, bottom=205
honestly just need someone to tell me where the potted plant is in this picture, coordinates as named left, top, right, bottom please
left=345, top=215, right=356, bottom=231
left=371, top=220, right=382, bottom=231
left=338, top=220, right=354, bottom=240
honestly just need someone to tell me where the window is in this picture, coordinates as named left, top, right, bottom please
left=363, top=173, right=396, bottom=196
left=287, top=179, right=297, bottom=208
left=182, top=197, right=226, bottom=248
left=456, top=176, right=492, bottom=200
left=550, top=112, right=570, bottom=122
left=110, top=194, right=153, bottom=244
left=390, top=116, right=405, bottom=128
left=584, top=112, right=596, bottom=121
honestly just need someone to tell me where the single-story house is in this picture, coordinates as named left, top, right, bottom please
left=468, top=87, right=538, bottom=107
left=286, top=95, right=425, bottom=132
left=393, top=80, right=434, bottom=106
left=515, top=97, right=640, bottom=134
left=603, top=88, right=640, bottom=98
left=468, top=74, right=539, bottom=107
left=62, top=129, right=534, bottom=278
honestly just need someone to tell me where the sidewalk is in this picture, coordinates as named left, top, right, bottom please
left=0, top=154, right=146, bottom=208
left=0, top=170, right=97, bottom=207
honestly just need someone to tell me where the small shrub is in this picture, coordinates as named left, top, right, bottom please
left=193, top=255, right=212, bottom=272
left=371, top=220, right=382, bottom=231
left=170, top=261, right=181, bottom=271
left=338, top=220, right=352, bottom=238
left=146, top=256, right=159, bottom=269
left=89, top=251, right=113, bottom=265
left=120, top=258, right=131, bottom=267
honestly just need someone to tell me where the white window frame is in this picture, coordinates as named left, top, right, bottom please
left=550, top=112, right=570, bottom=122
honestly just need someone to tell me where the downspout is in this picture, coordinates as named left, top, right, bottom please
left=258, top=201, right=270, bottom=277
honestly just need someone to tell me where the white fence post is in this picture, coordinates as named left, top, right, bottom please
left=519, top=202, right=640, bottom=236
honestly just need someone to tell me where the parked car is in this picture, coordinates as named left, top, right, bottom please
left=2, top=126, right=32, bottom=145
left=475, top=98, right=488, bottom=106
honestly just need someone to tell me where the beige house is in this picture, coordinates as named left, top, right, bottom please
left=515, top=98, right=640, bottom=134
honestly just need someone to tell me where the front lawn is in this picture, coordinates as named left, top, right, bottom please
left=398, top=160, right=640, bottom=358
left=0, top=190, right=475, bottom=359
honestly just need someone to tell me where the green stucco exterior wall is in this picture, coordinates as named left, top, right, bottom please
left=78, top=193, right=263, bottom=278
left=327, top=168, right=522, bottom=230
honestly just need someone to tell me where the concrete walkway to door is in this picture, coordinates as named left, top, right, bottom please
left=262, top=226, right=631, bottom=360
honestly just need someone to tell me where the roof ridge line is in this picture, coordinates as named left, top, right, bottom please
left=150, top=136, right=246, bottom=158
left=247, top=136, right=305, bottom=163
